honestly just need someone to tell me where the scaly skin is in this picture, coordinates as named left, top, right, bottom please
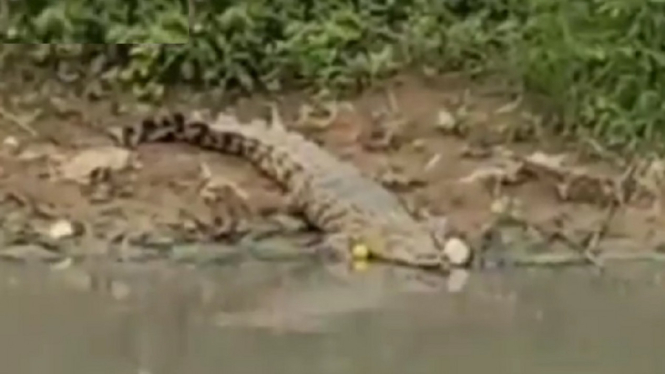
left=109, top=112, right=452, bottom=270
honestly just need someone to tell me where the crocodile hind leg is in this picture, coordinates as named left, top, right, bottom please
left=283, top=178, right=316, bottom=226
left=283, top=180, right=364, bottom=266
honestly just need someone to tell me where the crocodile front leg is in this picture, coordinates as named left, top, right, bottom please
left=311, top=232, right=377, bottom=278
left=314, top=232, right=354, bottom=262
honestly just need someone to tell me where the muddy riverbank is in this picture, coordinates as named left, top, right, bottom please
left=1, top=71, right=664, bottom=272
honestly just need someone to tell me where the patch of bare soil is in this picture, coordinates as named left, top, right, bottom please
left=1, top=71, right=664, bottom=271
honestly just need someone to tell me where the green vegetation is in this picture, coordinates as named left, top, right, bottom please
left=1, top=0, right=664, bottom=149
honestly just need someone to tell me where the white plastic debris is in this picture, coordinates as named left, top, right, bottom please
left=443, top=237, right=472, bottom=266
left=47, top=219, right=76, bottom=240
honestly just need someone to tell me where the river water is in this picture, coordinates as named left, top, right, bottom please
left=0, top=259, right=663, bottom=374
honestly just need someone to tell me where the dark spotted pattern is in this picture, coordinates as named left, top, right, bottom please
left=109, top=112, right=449, bottom=270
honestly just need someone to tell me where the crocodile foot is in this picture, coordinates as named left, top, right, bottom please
left=313, top=232, right=355, bottom=263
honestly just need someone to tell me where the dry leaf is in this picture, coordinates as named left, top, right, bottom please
left=56, top=146, right=131, bottom=183
left=200, top=176, right=250, bottom=204
left=378, top=168, right=426, bottom=190
left=459, top=162, right=522, bottom=186
left=525, top=151, right=567, bottom=169
left=459, top=166, right=507, bottom=185
left=295, top=102, right=341, bottom=130
left=638, top=159, right=665, bottom=195
left=16, top=143, right=62, bottom=162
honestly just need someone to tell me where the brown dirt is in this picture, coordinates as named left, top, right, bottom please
left=1, top=71, right=664, bottom=264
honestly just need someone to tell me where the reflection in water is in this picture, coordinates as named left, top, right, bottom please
left=0, top=260, right=664, bottom=374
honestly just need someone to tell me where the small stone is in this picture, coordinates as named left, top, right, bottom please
left=435, top=109, right=457, bottom=132
left=411, top=139, right=426, bottom=150
left=443, top=237, right=472, bottom=266
left=490, top=198, right=509, bottom=215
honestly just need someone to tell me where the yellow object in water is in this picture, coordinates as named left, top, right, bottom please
left=352, top=260, right=369, bottom=272
left=351, top=243, right=370, bottom=260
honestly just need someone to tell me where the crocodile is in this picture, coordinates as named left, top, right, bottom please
left=108, top=111, right=467, bottom=271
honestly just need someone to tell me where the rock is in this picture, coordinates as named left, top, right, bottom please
left=435, top=109, right=457, bottom=132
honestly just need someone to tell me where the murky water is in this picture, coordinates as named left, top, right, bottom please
left=0, top=259, right=664, bottom=374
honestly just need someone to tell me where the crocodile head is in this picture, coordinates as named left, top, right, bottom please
left=386, top=233, right=452, bottom=269
left=354, top=227, right=452, bottom=270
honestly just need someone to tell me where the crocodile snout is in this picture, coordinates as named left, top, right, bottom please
left=413, top=251, right=443, bottom=265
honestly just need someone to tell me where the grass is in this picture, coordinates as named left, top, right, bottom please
left=1, top=0, right=664, bottom=151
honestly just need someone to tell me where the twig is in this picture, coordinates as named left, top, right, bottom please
left=580, top=161, right=638, bottom=267
left=582, top=137, right=627, bottom=169
left=482, top=214, right=611, bottom=269
left=0, top=106, right=38, bottom=137
left=386, top=88, right=400, bottom=114
left=489, top=214, right=581, bottom=252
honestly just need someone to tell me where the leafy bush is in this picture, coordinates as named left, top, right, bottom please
left=1, top=0, right=664, bottom=148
